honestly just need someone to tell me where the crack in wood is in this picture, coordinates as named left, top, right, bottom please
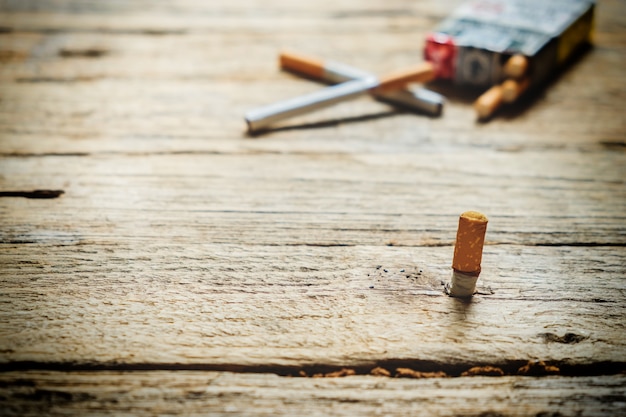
left=0, top=27, right=187, bottom=35
left=534, top=242, right=626, bottom=247
left=0, top=189, right=64, bottom=199
left=0, top=152, right=89, bottom=157
left=600, top=140, right=626, bottom=149
left=15, top=76, right=101, bottom=83
left=538, top=332, right=589, bottom=344
left=2, top=360, right=624, bottom=379
left=58, top=48, right=108, bottom=58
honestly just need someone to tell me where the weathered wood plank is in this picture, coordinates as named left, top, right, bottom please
left=0, top=151, right=625, bottom=368
left=1, top=371, right=624, bottom=417
left=1, top=152, right=624, bottom=246
left=1, top=246, right=624, bottom=367
left=1, top=241, right=624, bottom=366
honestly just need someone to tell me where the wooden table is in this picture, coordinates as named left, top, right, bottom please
left=1, top=0, right=625, bottom=415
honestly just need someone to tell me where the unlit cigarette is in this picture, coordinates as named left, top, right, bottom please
left=449, top=211, right=488, bottom=297
left=474, top=85, right=503, bottom=120
left=502, top=78, right=530, bottom=103
left=503, top=54, right=528, bottom=79
left=245, top=62, right=435, bottom=132
left=279, top=50, right=444, bottom=116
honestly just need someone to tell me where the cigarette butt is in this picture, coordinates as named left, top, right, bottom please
left=279, top=50, right=325, bottom=80
left=452, top=211, right=488, bottom=275
left=375, top=62, right=435, bottom=92
left=279, top=50, right=444, bottom=116
left=502, top=78, right=530, bottom=103
left=504, top=54, right=528, bottom=79
left=245, top=62, right=436, bottom=132
left=474, top=85, right=503, bottom=120
left=449, top=211, right=488, bottom=298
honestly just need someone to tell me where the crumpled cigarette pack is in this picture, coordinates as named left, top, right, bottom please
left=424, top=0, right=595, bottom=87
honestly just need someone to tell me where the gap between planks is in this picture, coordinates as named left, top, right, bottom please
left=3, top=359, right=625, bottom=379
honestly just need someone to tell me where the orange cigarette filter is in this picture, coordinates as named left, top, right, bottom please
left=279, top=50, right=324, bottom=79
left=452, top=211, right=488, bottom=275
left=502, top=78, right=530, bottom=103
left=503, top=54, right=528, bottom=79
left=375, top=62, right=435, bottom=92
left=474, top=85, right=503, bottom=119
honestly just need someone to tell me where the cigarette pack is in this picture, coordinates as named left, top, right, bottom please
left=424, top=0, right=595, bottom=88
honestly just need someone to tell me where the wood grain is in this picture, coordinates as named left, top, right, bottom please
left=1, top=371, right=625, bottom=417
left=0, top=0, right=625, bottom=414
left=0, top=153, right=624, bottom=368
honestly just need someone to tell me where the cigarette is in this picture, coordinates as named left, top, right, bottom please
left=503, top=54, right=528, bottom=79
left=449, top=211, right=488, bottom=297
left=474, top=85, right=503, bottom=120
left=245, top=62, right=435, bottom=132
left=501, top=78, right=530, bottom=103
left=279, top=50, right=444, bottom=116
